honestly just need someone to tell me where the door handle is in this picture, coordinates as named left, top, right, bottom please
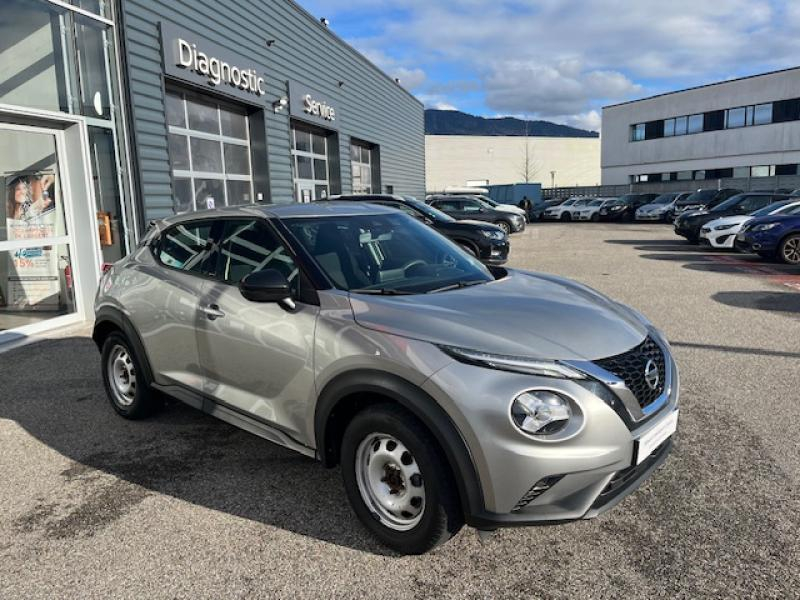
left=202, top=304, right=225, bottom=320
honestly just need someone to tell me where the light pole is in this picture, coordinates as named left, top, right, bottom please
left=550, top=171, right=556, bottom=188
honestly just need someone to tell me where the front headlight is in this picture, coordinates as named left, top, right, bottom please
left=712, top=223, right=734, bottom=231
left=480, top=229, right=505, bottom=240
left=511, top=391, right=572, bottom=435
left=439, top=345, right=587, bottom=379
left=752, top=223, right=780, bottom=232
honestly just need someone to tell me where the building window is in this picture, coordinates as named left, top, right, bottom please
left=725, top=106, right=746, bottom=128
left=351, top=141, right=376, bottom=194
left=166, top=90, right=253, bottom=213
left=291, top=124, right=330, bottom=202
left=663, top=118, right=675, bottom=137
left=630, top=123, right=645, bottom=141
left=750, top=165, right=773, bottom=178
left=753, top=103, right=773, bottom=125
left=733, top=167, right=750, bottom=178
left=674, top=116, right=688, bottom=136
left=687, top=114, right=704, bottom=134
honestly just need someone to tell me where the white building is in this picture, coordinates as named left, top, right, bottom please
left=602, top=67, right=800, bottom=186
left=425, top=135, right=600, bottom=192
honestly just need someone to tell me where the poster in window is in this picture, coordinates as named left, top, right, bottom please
left=4, top=173, right=61, bottom=310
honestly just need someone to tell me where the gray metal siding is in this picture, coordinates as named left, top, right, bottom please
left=120, top=0, right=425, bottom=222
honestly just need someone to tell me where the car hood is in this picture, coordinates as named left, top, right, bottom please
left=441, top=219, right=502, bottom=233
left=347, top=270, right=648, bottom=361
left=703, top=215, right=749, bottom=229
left=747, top=214, right=800, bottom=227
left=495, top=204, right=525, bottom=215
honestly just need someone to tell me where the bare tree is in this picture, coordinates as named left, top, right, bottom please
left=519, top=120, right=541, bottom=183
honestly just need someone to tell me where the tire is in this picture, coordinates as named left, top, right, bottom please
left=101, top=332, right=159, bottom=419
left=663, top=211, right=673, bottom=223
left=779, top=234, right=800, bottom=265
left=590, top=213, right=600, bottom=222
left=560, top=212, right=572, bottom=222
left=340, top=404, right=464, bottom=554
left=494, top=221, right=511, bottom=235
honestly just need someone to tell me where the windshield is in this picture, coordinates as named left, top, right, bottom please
left=711, top=194, right=746, bottom=212
left=754, top=201, right=792, bottom=217
left=652, top=194, right=676, bottom=204
left=787, top=204, right=800, bottom=215
left=405, top=198, right=455, bottom=223
left=475, top=194, right=497, bottom=206
left=284, top=213, right=493, bottom=294
left=678, top=190, right=716, bottom=206
left=588, top=199, right=604, bottom=207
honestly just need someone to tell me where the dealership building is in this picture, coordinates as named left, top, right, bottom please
left=0, top=0, right=425, bottom=345
left=602, top=67, right=800, bottom=186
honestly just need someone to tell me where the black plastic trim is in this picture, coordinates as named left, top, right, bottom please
left=314, top=369, right=486, bottom=522
left=93, top=306, right=155, bottom=385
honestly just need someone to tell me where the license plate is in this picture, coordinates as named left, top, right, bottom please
left=634, top=410, right=678, bottom=465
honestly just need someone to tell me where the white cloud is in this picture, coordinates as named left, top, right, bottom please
left=302, top=0, right=800, bottom=125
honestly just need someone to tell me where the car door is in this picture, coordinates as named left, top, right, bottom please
left=195, top=218, right=319, bottom=440
left=460, top=198, right=489, bottom=222
left=132, top=219, right=218, bottom=394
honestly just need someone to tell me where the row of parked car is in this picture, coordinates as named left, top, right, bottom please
left=672, top=190, right=800, bottom=265
left=541, top=188, right=800, bottom=265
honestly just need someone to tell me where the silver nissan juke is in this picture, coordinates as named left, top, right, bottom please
left=93, top=202, right=679, bottom=554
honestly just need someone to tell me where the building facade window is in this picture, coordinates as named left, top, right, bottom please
left=631, top=99, right=781, bottom=142
left=291, top=123, right=330, bottom=202
left=632, top=163, right=796, bottom=182
left=351, top=141, right=377, bottom=194
left=166, top=90, right=253, bottom=212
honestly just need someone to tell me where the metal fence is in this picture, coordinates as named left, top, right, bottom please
left=542, top=175, right=800, bottom=200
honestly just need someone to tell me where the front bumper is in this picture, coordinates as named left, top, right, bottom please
left=735, top=231, right=778, bottom=254
left=422, top=343, right=680, bottom=528
left=479, top=239, right=510, bottom=265
left=636, top=213, right=665, bottom=221
left=700, top=229, right=737, bottom=248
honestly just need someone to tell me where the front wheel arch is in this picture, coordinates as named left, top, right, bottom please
left=314, top=370, right=485, bottom=521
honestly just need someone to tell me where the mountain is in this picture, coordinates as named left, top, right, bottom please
left=424, top=109, right=599, bottom=138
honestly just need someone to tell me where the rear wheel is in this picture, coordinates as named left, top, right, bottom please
left=779, top=234, right=800, bottom=265
left=560, top=213, right=572, bottom=222
left=590, top=212, right=600, bottom=222
left=340, top=405, right=463, bottom=554
left=101, top=332, right=159, bottom=419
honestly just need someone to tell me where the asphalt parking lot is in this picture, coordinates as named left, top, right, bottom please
left=1, top=222, right=799, bottom=599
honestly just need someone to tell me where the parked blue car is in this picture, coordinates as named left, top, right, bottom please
left=735, top=205, right=800, bottom=265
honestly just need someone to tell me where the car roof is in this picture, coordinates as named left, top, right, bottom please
left=158, top=201, right=394, bottom=226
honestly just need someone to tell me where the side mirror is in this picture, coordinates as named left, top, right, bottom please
left=239, top=269, right=295, bottom=308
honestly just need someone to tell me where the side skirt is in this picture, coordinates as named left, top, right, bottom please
left=152, top=383, right=316, bottom=459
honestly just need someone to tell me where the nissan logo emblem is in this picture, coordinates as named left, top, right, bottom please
left=644, top=359, right=660, bottom=390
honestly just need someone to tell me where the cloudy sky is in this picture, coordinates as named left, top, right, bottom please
left=300, top=0, right=800, bottom=131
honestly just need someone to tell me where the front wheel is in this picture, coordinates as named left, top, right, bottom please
left=458, top=243, right=477, bottom=257
left=590, top=213, right=600, bottom=222
left=779, top=234, right=800, bottom=265
left=560, top=213, right=572, bottom=222
left=340, top=405, right=463, bottom=554
left=494, top=221, right=511, bottom=235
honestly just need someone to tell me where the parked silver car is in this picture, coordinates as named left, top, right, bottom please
left=93, top=202, right=679, bottom=554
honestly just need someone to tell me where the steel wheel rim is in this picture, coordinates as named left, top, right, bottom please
left=498, top=222, right=510, bottom=234
left=784, top=238, right=800, bottom=264
left=355, top=433, right=426, bottom=531
left=108, top=345, right=136, bottom=407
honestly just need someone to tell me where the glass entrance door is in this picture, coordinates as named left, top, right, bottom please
left=0, top=125, right=77, bottom=334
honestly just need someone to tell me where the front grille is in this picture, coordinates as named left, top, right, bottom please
left=595, top=336, right=666, bottom=409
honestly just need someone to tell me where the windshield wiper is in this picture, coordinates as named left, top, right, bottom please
left=349, top=288, right=416, bottom=296
left=427, top=280, right=487, bottom=294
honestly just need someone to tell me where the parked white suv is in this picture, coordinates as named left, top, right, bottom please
left=543, top=197, right=591, bottom=221
left=575, top=198, right=617, bottom=222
